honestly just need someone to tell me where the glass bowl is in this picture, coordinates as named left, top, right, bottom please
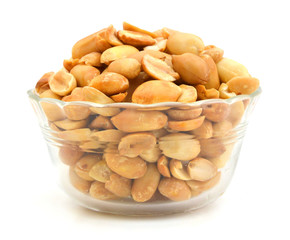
left=28, top=87, right=261, bottom=215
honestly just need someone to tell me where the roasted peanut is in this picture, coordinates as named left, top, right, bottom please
left=79, top=52, right=102, bottom=67
left=131, top=163, right=160, bottom=202
left=58, top=128, right=91, bottom=142
left=201, top=54, right=220, bottom=89
left=202, top=102, right=230, bottom=122
left=187, top=157, right=217, bottom=181
left=132, top=80, right=182, bottom=104
left=105, top=173, right=132, bottom=197
left=172, top=53, right=209, bottom=85
left=219, top=83, right=236, bottom=99
left=35, top=72, right=53, bottom=94
left=69, top=167, right=91, bottom=193
left=54, top=118, right=88, bottom=130
left=159, top=133, right=194, bottom=141
left=191, top=119, right=213, bottom=139
left=89, top=160, right=112, bottom=183
left=91, top=129, right=126, bottom=143
left=200, top=138, right=226, bottom=158
left=89, top=115, right=114, bottom=129
left=217, top=58, right=250, bottom=83
left=49, top=69, right=77, bottom=96
left=110, top=92, right=128, bottom=102
left=118, top=133, right=156, bottom=158
left=129, top=49, right=171, bottom=64
left=111, top=109, right=168, bottom=132
left=107, top=58, right=141, bottom=79
left=196, top=84, right=220, bottom=100
left=139, top=145, right=161, bottom=163
left=89, top=181, right=118, bottom=200
left=227, top=76, right=260, bottom=95
left=153, top=27, right=177, bottom=39
left=169, top=159, right=191, bottom=180
left=144, top=37, right=167, bottom=52
left=123, top=21, right=157, bottom=38
left=105, top=24, right=123, bottom=46
left=117, top=30, right=155, bottom=47
left=157, top=155, right=171, bottom=177
left=167, top=108, right=202, bottom=121
left=104, top=153, right=147, bottom=179
left=227, top=101, right=245, bottom=127
left=79, top=141, right=106, bottom=152
left=158, top=177, right=191, bottom=201
left=74, top=154, right=101, bottom=181
left=212, top=120, right=233, bottom=137
left=167, top=32, right=204, bottom=55
left=168, top=116, right=205, bottom=131
left=59, top=145, right=84, bottom=166
left=209, top=144, right=234, bottom=169
left=177, top=84, right=197, bottom=103
left=70, top=65, right=100, bottom=87
left=201, top=45, right=224, bottom=63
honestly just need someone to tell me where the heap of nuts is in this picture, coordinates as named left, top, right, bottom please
left=34, top=22, right=260, bottom=202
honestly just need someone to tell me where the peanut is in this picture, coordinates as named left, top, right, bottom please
left=227, top=76, right=260, bottom=95
left=105, top=173, right=132, bottom=197
left=158, top=178, right=191, bottom=201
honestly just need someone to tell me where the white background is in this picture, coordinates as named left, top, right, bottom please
left=1, top=0, right=289, bottom=239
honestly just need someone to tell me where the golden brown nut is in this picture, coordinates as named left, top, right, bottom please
left=139, top=145, right=161, bottom=163
left=90, top=129, right=126, bottom=143
left=172, top=53, right=209, bottom=85
left=168, top=116, right=205, bottom=131
left=104, top=153, right=147, bottom=179
left=117, top=30, right=155, bottom=47
left=196, top=84, right=220, bottom=100
left=35, top=72, right=54, bottom=94
left=144, top=37, right=167, bottom=52
left=49, top=68, right=77, bottom=96
left=89, top=181, right=118, bottom=200
left=209, top=144, right=234, bottom=169
left=167, top=108, right=202, bottom=121
left=132, top=80, right=182, bottom=104
left=212, top=120, right=233, bottom=137
left=201, top=45, right=224, bottom=63
left=167, top=32, right=204, bottom=55
left=69, top=167, right=91, bottom=193
left=123, top=21, right=157, bottom=38
left=89, top=115, right=114, bottom=129
left=199, top=138, right=226, bottom=158
left=159, top=133, right=194, bottom=141
left=227, top=101, right=245, bottom=127
left=74, top=154, right=102, bottom=181
left=158, top=177, right=191, bottom=201
left=141, top=54, right=180, bottom=81
left=59, top=145, right=84, bottom=166
left=128, top=49, right=171, bottom=64
left=219, top=83, right=237, bottom=99
left=89, top=72, right=129, bottom=96
left=227, top=77, right=260, bottom=95
left=217, top=58, right=250, bottom=83
left=79, top=52, right=102, bottom=67
left=131, top=163, right=161, bottom=202
left=105, top=173, right=132, bottom=197
left=79, top=141, right=107, bottom=152
left=191, top=119, right=213, bottom=139
left=177, top=84, right=197, bottom=103
left=201, top=54, right=220, bottom=89
left=54, top=118, right=88, bottom=130
left=187, top=157, right=217, bottom=181
left=70, top=65, right=100, bottom=87
left=105, top=24, right=123, bottom=46
left=89, top=160, right=112, bottom=183
left=110, top=92, right=128, bottom=102
left=111, top=109, right=168, bottom=132
left=118, top=133, right=156, bottom=158
left=202, top=102, right=230, bottom=122
left=63, top=58, right=80, bottom=72
left=169, top=159, right=191, bottom=180
left=107, top=58, right=141, bottom=79
left=58, top=128, right=91, bottom=142
left=100, top=45, right=139, bottom=65
left=157, top=155, right=171, bottom=177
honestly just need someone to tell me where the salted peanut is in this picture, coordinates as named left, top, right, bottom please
left=144, top=37, right=167, bottom=52
left=89, top=160, right=112, bottom=183
left=196, top=85, right=220, bottom=100
left=72, top=29, right=111, bottom=59
left=107, top=58, right=141, bottom=79
left=54, top=118, right=88, bottom=130
left=35, top=72, right=54, bottom=94
left=59, top=145, right=84, bottom=166
left=100, top=45, right=139, bottom=65
left=118, top=133, right=156, bottom=158
left=89, top=115, right=114, bottom=129
left=170, top=159, right=191, bottom=180
left=227, top=101, right=245, bottom=127
left=187, top=171, right=221, bottom=196
left=140, top=145, right=161, bottom=163
left=79, top=140, right=107, bottom=152
left=105, top=173, right=132, bottom=198
left=89, top=72, right=129, bottom=96
left=124, top=71, right=149, bottom=102
left=128, top=49, right=171, bottom=64
left=187, top=157, right=217, bottom=181
left=123, top=21, right=157, bottom=38
left=219, top=83, right=236, bottom=99
left=217, top=58, right=250, bottom=83
left=131, top=163, right=160, bottom=202
left=157, top=155, right=171, bottom=177
left=111, top=109, right=168, bottom=132
left=74, top=154, right=101, bottom=181
left=142, top=54, right=179, bottom=81
left=110, top=92, right=127, bottom=102
left=132, top=80, right=181, bottom=104
left=50, top=122, right=62, bottom=132
left=117, top=30, right=155, bottom=47
left=209, top=144, right=234, bottom=169
left=91, top=129, right=126, bottom=143
left=69, top=167, right=91, bottom=193
left=159, top=138, right=200, bottom=161
left=191, top=119, right=213, bottom=139
left=168, top=116, right=205, bottom=131
left=159, top=133, right=194, bottom=141
left=167, top=108, right=202, bottom=121
left=167, top=32, right=204, bottom=55
left=104, top=153, right=147, bottom=179
left=63, top=58, right=80, bottom=72
left=151, top=128, right=168, bottom=138
left=158, top=177, right=191, bottom=201
left=172, top=53, right=209, bottom=85
left=201, top=54, right=220, bottom=89
left=79, top=52, right=102, bottom=67
left=89, top=181, right=118, bottom=200
left=58, top=128, right=91, bottom=142
left=104, top=143, right=119, bottom=154
left=227, top=76, right=260, bottom=95
left=201, top=45, right=224, bottom=63
left=212, top=120, right=233, bottom=137
left=153, top=27, right=177, bottom=39
left=200, top=138, right=226, bottom=158
left=49, top=68, right=77, bottom=96
left=70, top=65, right=100, bottom=87
left=203, top=102, right=230, bottom=122
left=176, top=85, right=197, bottom=103
left=105, top=24, right=123, bottom=46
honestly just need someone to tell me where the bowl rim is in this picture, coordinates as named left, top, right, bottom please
left=27, top=87, right=262, bottom=109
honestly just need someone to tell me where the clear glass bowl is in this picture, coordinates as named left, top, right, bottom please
left=28, top=87, right=261, bottom=215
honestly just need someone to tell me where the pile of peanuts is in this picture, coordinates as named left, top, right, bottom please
left=34, top=22, right=260, bottom=202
